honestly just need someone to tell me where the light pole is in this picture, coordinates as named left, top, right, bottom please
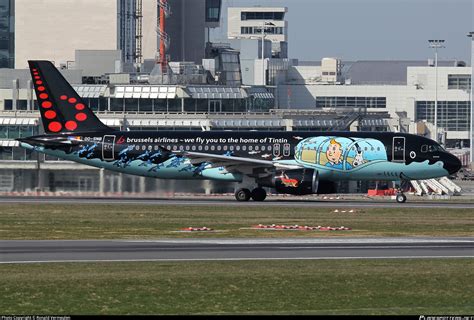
left=428, top=39, right=445, bottom=143
left=261, top=21, right=275, bottom=86
left=468, top=32, right=474, bottom=165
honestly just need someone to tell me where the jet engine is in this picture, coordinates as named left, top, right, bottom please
left=257, top=169, right=337, bottom=195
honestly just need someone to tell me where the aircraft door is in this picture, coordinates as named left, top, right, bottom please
left=102, top=135, right=116, bottom=160
left=392, top=137, right=405, bottom=162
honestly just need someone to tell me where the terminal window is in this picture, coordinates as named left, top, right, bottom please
left=448, top=75, right=471, bottom=90
left=316, top=97, right=386, bottom=109
left=416, top=101, right=470, bottom=131
left=241, top=12, right=285, bottom=21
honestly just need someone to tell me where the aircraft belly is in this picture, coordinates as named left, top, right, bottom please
left=302, top=160, right=448, bottom=181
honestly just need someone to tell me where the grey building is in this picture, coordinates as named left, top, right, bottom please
left=165, top=0, right=221, bottom=64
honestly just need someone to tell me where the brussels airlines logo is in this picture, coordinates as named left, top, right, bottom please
left=116, top=136, right=126, bottom=144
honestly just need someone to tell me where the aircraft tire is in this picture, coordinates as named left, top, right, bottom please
left=235, top=188, right=251, bottom=202
left=396, top=193, right=407, bottom=203
left=251, top=188, right=267, bottom=202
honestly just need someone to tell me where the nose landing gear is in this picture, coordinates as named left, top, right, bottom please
left=235, top=187, right=267, bottom=202
left=395, top=192, right=407, bottom=203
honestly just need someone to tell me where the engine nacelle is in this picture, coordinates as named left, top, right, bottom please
left=257, top=169, right=317, bottom=195
left=257, top=169, right=337, bottom=196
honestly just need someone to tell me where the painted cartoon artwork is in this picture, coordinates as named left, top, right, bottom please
left=279, top=174, right=299, bottom=188
left=325, top=139, right=348, bottom=170
left=296, top=136, right=387, bottom=170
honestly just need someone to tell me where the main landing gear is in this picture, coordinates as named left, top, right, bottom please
left=235, top=187, right=267, bottom=202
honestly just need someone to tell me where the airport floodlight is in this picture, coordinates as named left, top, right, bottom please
left=261, top=21, right=276, bottom=86
left=468, top=32, right=474, bottom=164
left=428, top=39, right=446, bottom=143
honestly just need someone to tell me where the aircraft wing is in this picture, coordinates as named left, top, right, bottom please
left=173, top=151, right=302, bottom=174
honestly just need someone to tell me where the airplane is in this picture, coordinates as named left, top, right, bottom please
left=18, top=61, right=462, bottom=203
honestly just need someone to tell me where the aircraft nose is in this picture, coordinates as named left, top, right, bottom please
left=443, top=153, right=462, bottom=175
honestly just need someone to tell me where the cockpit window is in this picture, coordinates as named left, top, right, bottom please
left=422, top=144, right=444, bottom=153
left=429, top=145, right=443, bottom=152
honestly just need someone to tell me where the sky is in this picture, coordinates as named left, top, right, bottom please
left=212, top=0, right=473, bottom=62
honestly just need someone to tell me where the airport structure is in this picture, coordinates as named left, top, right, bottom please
left=0, top=2, right=471, bottom=195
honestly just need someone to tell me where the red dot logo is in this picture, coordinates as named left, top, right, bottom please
left=75, top=103, right=85, bottom=110
left=65, top=121, right=78, bottom=131
left=60, top=95, right=68, bottom=100
left=75, top=113, right=87, bottom=121
left=36, top=80, right=43, bottom=85
left=34, top=76, right=40, bottom=80
left=38, top=86, right=45, bottom=92
left=42, top=101, right=52, bottom=108
left=48, top=122, right=62, bottom=133
left=39, top=93, right=49, bottom=100
left=68, top=98, right=77, bottom=103
left=45, top=110, right=57, bottom=119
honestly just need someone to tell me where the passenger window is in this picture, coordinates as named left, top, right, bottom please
left=283, top=143, right=291, bottom=156
left=273, top=144, right=281, bottom=157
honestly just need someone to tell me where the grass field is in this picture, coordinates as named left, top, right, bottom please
left=1, top=259, right=473, bottom=315
left=0, top=203, right=473, bottom=239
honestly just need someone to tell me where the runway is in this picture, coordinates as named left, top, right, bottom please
left=2, top=238, right=474, bottom=264
left=1, top=196, right=474, bottom=209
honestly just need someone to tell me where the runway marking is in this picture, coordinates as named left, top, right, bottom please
left=1, top=256, right=474, bottom=264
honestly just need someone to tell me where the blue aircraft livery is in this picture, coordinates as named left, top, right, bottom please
left=18, top=61, right=462, bottom=203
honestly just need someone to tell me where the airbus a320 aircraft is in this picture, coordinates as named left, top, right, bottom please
left=18, top=61, right=462, bottom=203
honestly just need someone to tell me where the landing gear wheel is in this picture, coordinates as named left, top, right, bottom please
left=396, top=193, right=407, bottom=203
left=235, top=188, right=251, bottom=202
left=251, top=188, right=267, bottom=202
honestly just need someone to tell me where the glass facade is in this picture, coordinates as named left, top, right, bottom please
left=118, top=0, right=136, bottom=64
left=205, top=0, right=221, bottom=23
left=316, top=97, right=386, bottom=109
left=0, top=0, right=13, bottom=68
left=448, top=74, right=471, bottom=90
left=0, top=125, right=37, bottom=139
left=416, top=101, right=471, bottom=131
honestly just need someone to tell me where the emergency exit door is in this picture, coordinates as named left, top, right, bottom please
left=392, top=137, right=405, bottom=162
left=102, top=135, right=116, bottom=160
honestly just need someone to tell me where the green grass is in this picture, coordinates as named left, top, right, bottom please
left=1, top=259, right=473, bottom=315
left=1, top=204, right=474, bottom=239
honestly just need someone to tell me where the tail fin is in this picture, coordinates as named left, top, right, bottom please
left=28, top=60, right=112, bottom=134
